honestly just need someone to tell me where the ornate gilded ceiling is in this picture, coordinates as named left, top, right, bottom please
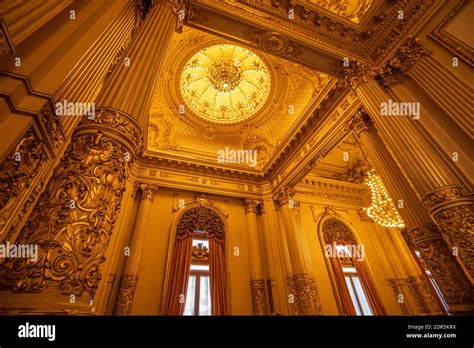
left=148, top=26, right=332, bottom=171
left=299, top=0, right=375, bottom=24
left=180, top=44, right=271, bottom=124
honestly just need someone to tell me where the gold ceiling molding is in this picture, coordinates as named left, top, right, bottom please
left=429, top=0, right=473, bottom=66
left=300, top=0, right=374, bottom=24
left=189, top=0, right=437, bottom=64
left=179, top=43, right=271, bottom=125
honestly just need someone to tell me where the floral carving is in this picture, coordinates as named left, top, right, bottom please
left=0, top=121, right=137, bottom=296
left=114, top=275, right=138, bottom=315
left=291, top=274, right=321, bottom=315
left=176, top=206, right=225, bottom=240
left=423, top=187, right=474, bottom=280
left=40, top=103, right=65, bottom=149
left=402, top=226, right=474, bottom=310
left=376, top=37, right=429, bottom=88
left=0, top=128, right=47, bottom=241
left=250, top=279, right=266, bottom=315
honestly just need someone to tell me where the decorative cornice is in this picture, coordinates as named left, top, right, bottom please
left=429, top=0, right=473, bottom=67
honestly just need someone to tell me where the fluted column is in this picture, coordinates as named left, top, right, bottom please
left=114, top=183, right=157, bottom=315
left=243, top=198, right=266, bottom=315
left=0, top=2, right=180, bottom=312
left=356, top=76, right=474, bottom=282
left=350, top=110, right=474, bottom=313
left=273, top=188, right=321, bottom=315
left=95, top=1, right=181, bottom=129
left=0, top=0, right=73, bottom=55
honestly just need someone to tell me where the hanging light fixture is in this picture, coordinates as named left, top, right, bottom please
left=363, top=169, right=405, bottom=228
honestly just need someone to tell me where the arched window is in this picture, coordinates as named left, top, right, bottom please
left=164, top=206, right=227, bottom=315
left=322, top=218, right=385, bottom=315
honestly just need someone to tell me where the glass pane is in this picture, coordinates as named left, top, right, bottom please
left=192, top=239, right=209, bottom=249
left=183, top=276, right=196, bottom=316
left=352, top=276, right=373, bottom=315
left=345, top=276, right=362, bottom=315
left=342, top=266, right=357, bottom=273
left=199, top=276, right=212, bottom=315
left=190, top=264, right=210, bottom=271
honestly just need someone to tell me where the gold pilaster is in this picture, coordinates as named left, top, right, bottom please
left=114, top=183, right=158, bottom=315
left=273, top=188, right=321, bottom=315
left=243, top=198, right=266, bottom=315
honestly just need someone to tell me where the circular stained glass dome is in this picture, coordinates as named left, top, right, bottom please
left=179, top=44, right=271, bottom=124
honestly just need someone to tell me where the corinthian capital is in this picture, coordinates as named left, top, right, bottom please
left=243, top=198, right=262, bottom=214
left=376, top=36, right=429, bottom=88
left=348, top=108, right=376, bottom=134
left=272, top=187, right=295, bottom=209
left=165, top=0, right=187, bottom=33
left=139, top=183, right=159, bottom=201
left=336, top=60, right=376, bottom=90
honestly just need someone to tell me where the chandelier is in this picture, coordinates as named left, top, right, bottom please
left=180, top=44, right=271, bottom=124
left=363, top=169, right=405, bottom=228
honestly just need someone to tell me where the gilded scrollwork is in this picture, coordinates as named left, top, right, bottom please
left=250, top=279, right=266, bottom=315
left=375, top=37, right=429, bottom=88
left=114, top=275, right=138, bottom=315
left=291, top=274, right=321, bottom=315
left=402, top=226, right=474, bottom=309
left=422, top=187, right=474, bottom=280
left=0, top=112, right=141, bottom=296
left=0, top=127, right=47, bottom=242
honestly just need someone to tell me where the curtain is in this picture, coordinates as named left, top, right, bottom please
left=163, top=236, right=193, bottom=315
left=209, top=237, right=227, bottom=315
left=352, top=255, right=386, bottom=315
left=329, top=253, right=357, bottom=315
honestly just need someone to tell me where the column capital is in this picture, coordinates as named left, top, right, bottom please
left=164, top=0, right=187, bottom=33
left=139, top=183, right=159, bottom=201
left=272, top=187, right=295, bottom=209
left=243, top=198, right=262, bottom=214
left=375, top=36, right=429, bottom=89
left=348, top=108, right=376, bottom=134
left=336, top=60, right=376, bottom=91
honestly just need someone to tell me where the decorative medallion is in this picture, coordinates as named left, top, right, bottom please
left=180, top=44, right=271, bottom=125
